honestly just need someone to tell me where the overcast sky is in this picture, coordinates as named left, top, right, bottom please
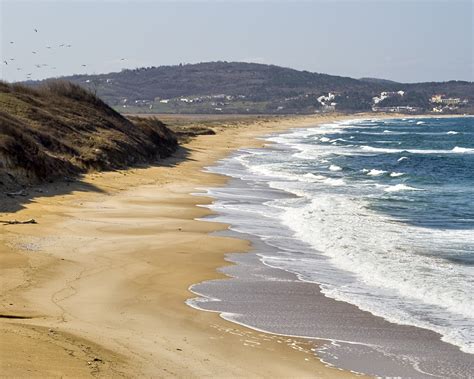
left=1, top=0, right=472, bottom=83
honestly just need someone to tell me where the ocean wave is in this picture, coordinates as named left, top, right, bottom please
left=203, top=116, right=474, bottom=356
left=361, top=146, right=474, bottom=154
left=277, top=194, right=474, bottom=353
left=384, top=184, right=421, bottom=192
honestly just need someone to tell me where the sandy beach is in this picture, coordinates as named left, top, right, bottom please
left=0, top=114, right=370, bottom=378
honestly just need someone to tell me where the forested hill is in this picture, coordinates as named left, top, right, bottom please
left=38, top=62, right=473, bottom=114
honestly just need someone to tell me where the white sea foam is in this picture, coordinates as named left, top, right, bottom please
left=416, top=121, right=425, bottom=125
left=397, top=156, right=409, bottom=162
left=323, top=178, right=345, bottom=186
left=303, top=173, right=326, bottom=181
left=366, top=169, right=387, bottom=177
left=452, top=146, right=474, bottom=153
left=320, top=137, right=330, bottom=142
left=329, top=164, right=342, bottom=172
left=390, top=172, right=405, bottom=177
left=384, top=184, right=421, bottom=192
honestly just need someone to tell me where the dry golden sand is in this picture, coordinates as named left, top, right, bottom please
left=0, top=114, right=377, bottom=378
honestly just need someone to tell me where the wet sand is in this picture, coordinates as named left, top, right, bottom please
left=190, top=240, right=474, bottom=378
left=0, top=114, right=368, bottom=378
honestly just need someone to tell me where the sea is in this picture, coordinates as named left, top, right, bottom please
left=188, top=117, right=474, bottom=378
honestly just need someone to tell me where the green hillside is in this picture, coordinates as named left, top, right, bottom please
left=47, top=62, right=473, bottom=114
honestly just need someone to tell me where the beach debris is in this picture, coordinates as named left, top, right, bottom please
left=6, top=189, right=27, bottom=197
left=87, top=357, right=103, bottom=365
left=0, top=219, right=37, bottom=225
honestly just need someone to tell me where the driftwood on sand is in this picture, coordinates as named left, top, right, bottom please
left=5, top=190, right=28, bottom=197
left=0, top=219, right=37, bottom=225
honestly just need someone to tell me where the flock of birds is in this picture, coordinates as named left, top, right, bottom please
left=2, top=27, right=127, bottom=81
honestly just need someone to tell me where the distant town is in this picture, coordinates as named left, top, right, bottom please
left=116, top=90, right=470, bottom=115
left=52, top=62, right=473, bottom=115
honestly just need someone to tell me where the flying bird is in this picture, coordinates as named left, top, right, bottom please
left=120, top=58, right=126, bottom=61
left=9, top=41, right=14, bottom=44
left=46, top=46, right=52, bottom=49
left=9, top=58, right=14, bottom=61
left=3, top=60, right=7, bottom=65
left=66, top=44, right=72, bottom=48
left=32, top=51, right=37, bottom=54
left=34, top=28, right=38, bottom=32
left=59, top=44, right=65, bottom=47
left=81, top=64, right=87, bottom=67
left=16, top=68, right=22, bottom=71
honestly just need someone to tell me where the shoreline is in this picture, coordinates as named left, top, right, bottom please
left=0, top=114, right=369, bottom=378
left=0, top=113, right=465, bottom=377
left=185, top=114, right=473, bottom=377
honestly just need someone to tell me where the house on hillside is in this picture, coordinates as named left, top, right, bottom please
left=372, top=90, right=405, bottom=105
left=317, top=93, right=338, bottom=111
left=317, top=92, right=336, bottom=104
left=430, top=94, right=466, bottom=112
left=430, top=94, right=462, bottom=105
left=372, top=105, right=421, bottom=113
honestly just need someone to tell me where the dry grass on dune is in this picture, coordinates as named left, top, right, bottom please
left=0, top=81, right=177, bottom=188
